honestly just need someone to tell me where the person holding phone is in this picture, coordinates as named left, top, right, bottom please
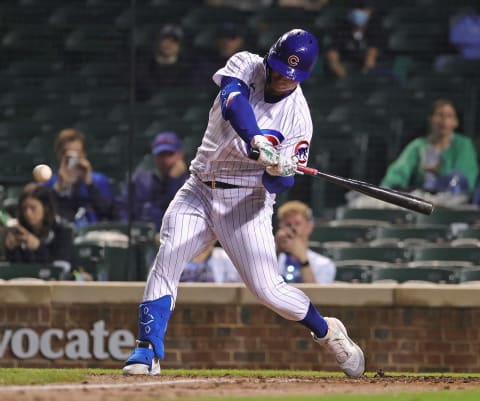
left=44, top=128, right=115, bottom=227
left=275, top=201, right=336, bottom=284
left=4, top=185, right=73, bottom=273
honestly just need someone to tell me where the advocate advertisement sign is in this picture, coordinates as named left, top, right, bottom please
left=0, top=320, right=135, bottom=360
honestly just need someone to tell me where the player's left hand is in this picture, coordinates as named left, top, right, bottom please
left=266, top=156, right=298, bottom=177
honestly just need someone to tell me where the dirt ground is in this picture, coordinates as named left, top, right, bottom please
left=1, top=373, right=480, bottom=401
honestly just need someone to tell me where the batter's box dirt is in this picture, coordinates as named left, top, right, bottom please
left=1, top=374, right=480, bottom=401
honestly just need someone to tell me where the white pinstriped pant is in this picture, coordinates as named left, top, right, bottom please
left=143, top=175, right=311, bottom=321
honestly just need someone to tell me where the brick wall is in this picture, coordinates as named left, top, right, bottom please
left=0, top=283, right=479, bottom=372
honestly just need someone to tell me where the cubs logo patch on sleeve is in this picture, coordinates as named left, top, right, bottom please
left=294, top=140, right=309, bottom=165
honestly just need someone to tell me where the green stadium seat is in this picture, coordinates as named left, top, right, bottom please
left=115, top=4, right=187, bottom=30
left=73, top=240, right=137, bottom=281
left=76, top=221, right=156, bottom=243
left=375, top=225, right=450, bottom=242
left=310, top=225, right=373, bottom=244
left=412, top=246, right=480, bottom=264
left=455, top=228, right=480, bottom=240
left=182, top=6, right=248, bottom=32
left=459, top=268, right=480, bottom=284
left=334, top=265, right=372, bottom=283
left=0, top=263, right=64, bottom=280
left=436, top=59, right=480, bottom=80
left=74, top=222, right=157, bottom=281
left=371, top=266, right=458, bottom=284
left=322, top=245, right=410, bottom=263
left=336, top=207, right=413, bottom=224
left=48, top=4, right=120, bottom=29
left=415, top=208, right=480, bottom=226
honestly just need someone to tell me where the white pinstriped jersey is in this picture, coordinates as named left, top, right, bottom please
left=144, top=50, right=317, bottom=322
left=190, top=51, right=313, bottom=188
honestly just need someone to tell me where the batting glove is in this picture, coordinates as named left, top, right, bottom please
left=266, top=156, right=299, bottom=177
left=250, top=135, right=280, bottom=167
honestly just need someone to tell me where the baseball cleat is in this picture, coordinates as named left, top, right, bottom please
left=313, top=317, right=365, bottom=378
left=122, top=359, right=160, bottom=376
left=123, top=341, right=161, bottom=376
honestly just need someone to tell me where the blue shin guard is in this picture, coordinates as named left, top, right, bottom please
left=136, top=295, right=173, bottom=359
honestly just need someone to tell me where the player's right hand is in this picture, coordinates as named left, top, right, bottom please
left=250, top=135, right=279, bottom=167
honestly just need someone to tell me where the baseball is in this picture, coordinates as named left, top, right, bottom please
left=32, top=164, right=52, bottom=183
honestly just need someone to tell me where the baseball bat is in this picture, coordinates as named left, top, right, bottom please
left=248, top=149, right=434, bottom=215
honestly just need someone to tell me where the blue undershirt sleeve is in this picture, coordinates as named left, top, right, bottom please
left=262, top=173, right=295, bottom=194
left=220, top=76, right=260, bottom=143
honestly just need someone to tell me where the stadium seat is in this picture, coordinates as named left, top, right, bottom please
left=459, top=268, right=480, bottom=284
left=74, top=222, right=157, bottom=281
left=73, top=239, right=137, bottom=281
left=310, top=225, right=373, bottom=244
left=336, top=207, right=414, bottom=224
left=455, top=227, right=480, bottom=240
left=334, top=265, right=372, bottom=283
left=375, top=225, right=450, bottom=243
left=412, top=246, right=480, bottom=264
left=415, top=208, right=480, bottom=226
left=76, top=221, right=156, bottom=243
left=0, top=263, right=64, bottom=280
left=436, top=59, right=480, bottom=80
left=371, top=266, right=458, bottom=284
left=322, top=245, right=410, bottom=263
left=48, top=4, right=121, bottom=30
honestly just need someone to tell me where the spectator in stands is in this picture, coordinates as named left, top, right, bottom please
left=136, top=24, right=192, bottom=102
left=45, top=128, right=115, bottom=228
left=198, top=23, right=248, bottom=82
left=450, top=9, right=480, bottom=60
left=117, top=132, right=188, bottom=231
left=180, top=243, right=240, bottom=283
left=324, top=0, right=386, bottom=78
left=275, top=201, right=336, bottom=284
left=381, top=99, right=478, bottom=195
left=4, top=185, right=73, bottom=273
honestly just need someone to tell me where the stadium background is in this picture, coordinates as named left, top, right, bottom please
left=1, top=0, right=479, bottom=208
left=0, top=0, right=480, bottom=373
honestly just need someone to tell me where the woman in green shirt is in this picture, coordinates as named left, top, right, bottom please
left=381, top=99, right=478, bottom=193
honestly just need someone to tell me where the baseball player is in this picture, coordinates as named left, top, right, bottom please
left=123, top=29, right=365, bottom=377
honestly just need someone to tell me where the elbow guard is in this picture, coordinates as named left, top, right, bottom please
left=220, top=76, right=260, bottom=143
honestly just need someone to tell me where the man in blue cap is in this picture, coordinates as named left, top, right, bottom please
left=117, top=132, right=188, bottom=231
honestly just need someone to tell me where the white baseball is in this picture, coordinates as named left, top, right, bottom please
left=32, top=164, right=52, bottom=183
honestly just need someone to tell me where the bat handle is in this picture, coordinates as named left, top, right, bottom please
left=297, top=165, right=318, bottom=176
left=248, top=148, right=260, bottom=160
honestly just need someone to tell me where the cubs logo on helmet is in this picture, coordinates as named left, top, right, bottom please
left=294, top=140, right=309, bottom=165
left=267, top=29, right=319, bottom=83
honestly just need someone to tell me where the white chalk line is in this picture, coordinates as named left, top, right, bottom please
left=0, top=378, right=232, bottom=392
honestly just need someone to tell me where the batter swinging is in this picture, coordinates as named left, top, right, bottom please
left=123, top=29, right=365, bottom=378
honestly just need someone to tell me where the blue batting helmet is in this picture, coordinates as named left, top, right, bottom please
left=266, top=29, right=319, bottom=83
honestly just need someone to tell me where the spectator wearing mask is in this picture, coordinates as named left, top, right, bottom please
left=381, top=99, right=478, bottom=195
left=44, top=128, right=115, bottom=228
left=117, top=132, right=188, bottom=231
left=4, top=185, right=73, bottom=273
left=275, top=201, right=336, bottom=284
left=325, top=0, right=385, bottom=78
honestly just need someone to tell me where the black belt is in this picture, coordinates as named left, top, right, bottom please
left=203, top=180, right=240, bottom=189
